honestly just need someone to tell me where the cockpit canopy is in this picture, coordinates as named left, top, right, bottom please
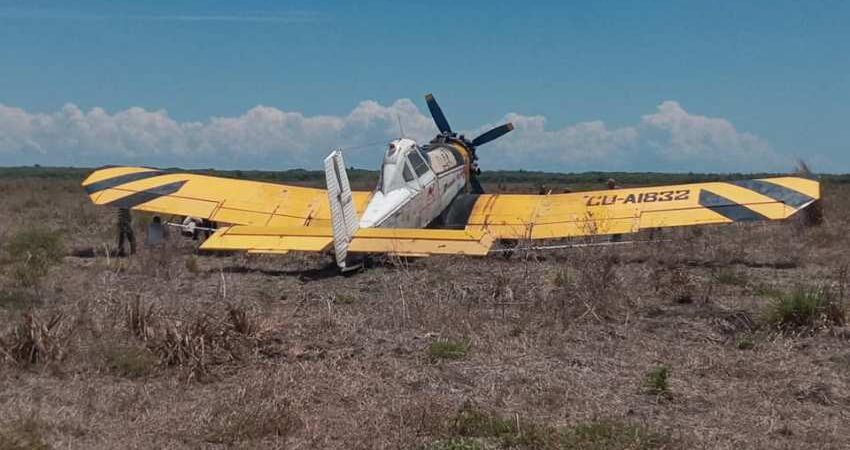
left=379, top=138, right=432, bottom=193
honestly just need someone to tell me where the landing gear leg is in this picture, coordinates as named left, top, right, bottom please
left=339, top=254, right=365, bottom=275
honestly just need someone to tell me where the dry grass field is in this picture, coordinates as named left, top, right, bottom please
left=1, top=172, right=849, bottom=449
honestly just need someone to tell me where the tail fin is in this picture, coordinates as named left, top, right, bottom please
left=324, top=150, right=360, bottom=270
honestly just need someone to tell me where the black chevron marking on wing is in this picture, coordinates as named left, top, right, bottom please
left=731, top=179, right=814, bottom=209
left=84, top=170, right=166, bottom=194
left=699, top=189, right=768, bottom=222
left=105, top=180, right=188, bottom=209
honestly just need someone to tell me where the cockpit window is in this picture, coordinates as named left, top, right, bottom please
left=408, top=151, right=430, bottom=177
left=402, top=163, right=415, bottom=182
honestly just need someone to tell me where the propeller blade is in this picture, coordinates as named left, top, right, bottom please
left=425, top=93, right=452, bottom=134
left=471, top=123, right=514, bottom=147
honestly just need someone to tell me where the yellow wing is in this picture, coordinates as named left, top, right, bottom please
left=84, top=169, right=820, bottom=256
left=82, top=166, right=373, bottom=227
left=462, top=176, right=820, bottom=239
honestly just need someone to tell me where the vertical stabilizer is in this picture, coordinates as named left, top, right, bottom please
left=324, top=150, right=359, bottom=270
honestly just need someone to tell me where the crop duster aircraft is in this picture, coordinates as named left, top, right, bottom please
left=82, top=94, right=821, bottom=270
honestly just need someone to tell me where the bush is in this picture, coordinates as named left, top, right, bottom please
left=427, top=437, right=483, bottom=450
left=560, top=421, right=666, bottom=450
left=735, top=335, right=755, bottom=350
left=227, top=304, right=258, bottom=336
left=712, top=267, right=748, bottom=286
left=0, top=290, right=38, bottom=311
left=334, top=293, right=356, bottom=305
left=642, top=366, right=671, bottom=397
left=451, top=408, right=517, bottom=438
left=103, top=344, right=157, bottom=378
left=428, top=339, right=469, bottom=362
left=185, top=255, right=200, bottom=274
left=766, top=286, right=845, bottom=330
left=5, top=229, right=64, bottom=287
left=440, top=406, right=667, bottom=450
left=551, top=268, right=574, bottom=288
left=0, top=416, right=49, bottom=450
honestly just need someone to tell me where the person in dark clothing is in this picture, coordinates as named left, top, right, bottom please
left=607, top=178, right=622, bottom=242
left=117, top=208, right=136, bottom=256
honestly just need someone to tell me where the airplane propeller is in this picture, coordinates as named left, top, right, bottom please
left=424, top=93, right=514, bottom=194
left=425, top=94, right=452, bottom=134
left=471, top=123, right=514, bottom=147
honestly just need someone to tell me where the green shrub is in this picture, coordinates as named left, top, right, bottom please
left=752, top=283, right=782, bottom=298
left=766, top=286, right=845, bottom=330
left=0, top=290, right=38, bottom=311
left=551, top=268, right=574, bottom=288
left=103, top=345, right=157, bottom=378
left=5, top=229, right=64, bottom=287
left=426, top=437, right=483, bottom=450
left=428, top=339, right=469, bottom=362
left=334, top=293, right=356, bottom=305
left=185, top=255, right=200, bottom=274
left=712, top=267, right=747, bottom=286
left=451, top=408, right=516, bottom=438
left=442, top=406, right=667, bottom=450
left=735, top=335, right=755, bottom=350
left=560, top=421, right=666, bottom=450
left=0, top=416, right=49, bottom=450
left=642, top=366, right=671, bottom=397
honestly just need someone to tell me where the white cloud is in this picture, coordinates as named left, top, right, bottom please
left=639, top=101, right=779, bottom=170
left=479, top=114, right=640, bottom=169
left=0, top=99, right=790, bottom=172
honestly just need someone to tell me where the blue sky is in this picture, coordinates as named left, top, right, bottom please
left=0, top=0, right=848, bottom=172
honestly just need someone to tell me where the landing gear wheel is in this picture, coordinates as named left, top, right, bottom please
left=496, top=239, right=518, bottom=259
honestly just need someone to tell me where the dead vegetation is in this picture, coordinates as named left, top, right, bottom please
left=0, top=176, right=849, bottom=448
left=200, top=381, right=301, bottom=445
left=1, top=312, right=66, bottom=366
left=117, top=295, right=262, bottom=380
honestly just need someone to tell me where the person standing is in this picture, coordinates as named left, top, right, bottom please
left=117, top=208, right=136, bottom=256
left=607, top=178, right=622, bottom=242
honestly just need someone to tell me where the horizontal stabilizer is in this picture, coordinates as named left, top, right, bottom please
left=201, top=226, right=334, bottom=253
left=348, top=228, right=494, bottom=256
left=200, top=226, right=494, bottom=256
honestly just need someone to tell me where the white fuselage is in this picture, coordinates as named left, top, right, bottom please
left=359, top=138, right=467, bottom=229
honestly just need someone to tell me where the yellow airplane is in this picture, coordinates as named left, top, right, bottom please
left=82, top=94, right=820, bottom=270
